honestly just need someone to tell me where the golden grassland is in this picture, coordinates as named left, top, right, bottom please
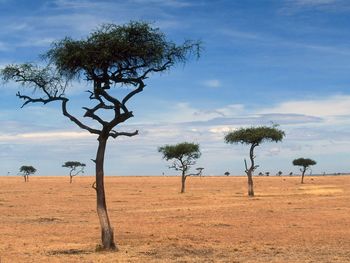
left=0, top=175, right=349, bottom=262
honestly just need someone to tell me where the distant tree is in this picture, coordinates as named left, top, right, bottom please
left=292, top=158, right=317, bottom=184
left=225, top=125, right=285, bottom=197
left=62, top=161, right=86, bottom=183
left=1, top=22, right=200, bottom=250
left=19, top=165, right=36, bottom=182
left=277, top=171, right=282, bottom=176
left=158, top=142, right=201, bottom=193
left=265, top=172, right=270, bottom=176
left=258, top=172, right=263, bottom=176
left=224, top=171, right=230, bottom=176
left=289, top=172, right=293, bottom=176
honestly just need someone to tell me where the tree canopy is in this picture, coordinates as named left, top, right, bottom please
left=62, top=161, right=86, bottom=169
left=46, top=21, right=200, bottom=83
left=19, top=165, right=36, bottom=175
left=224, top=126, right=285, bottom=146
left=158, top=142, right=201, bottom=162
left=292, top=158, right=317, bottom=168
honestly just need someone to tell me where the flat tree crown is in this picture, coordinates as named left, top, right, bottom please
left=19, top=165, right=36, bottom=175
left=224, top=126, right=285, bottom=145
left=292, top=158, right=317, bottom=168
left=158, top=142, right=201, bottom=161
left=45, top=21, right=201, bottom=82
left=62, top=161, right=86, bottom=168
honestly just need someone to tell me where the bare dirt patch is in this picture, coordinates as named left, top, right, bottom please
left=0, top=175, right=349, bottom=262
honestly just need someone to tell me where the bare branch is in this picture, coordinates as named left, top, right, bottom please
left=16, top=91, right=62, bottom=108
left=61, top=99, right=101, bottom=135
left=122, top=81, right=145, bottom=105
left=109, top=130, right=138, bottom=138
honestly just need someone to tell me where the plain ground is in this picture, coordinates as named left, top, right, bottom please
left=0, top=175, right=349, bottom=262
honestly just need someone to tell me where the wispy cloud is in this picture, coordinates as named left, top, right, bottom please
left=293, top=0, right=339, bottom=6
left=0, top=41, right=9, bottom=51
left=222, top=28, right=350, bottom=56
left=202, top=79, right=222, bottom=88
left=0, top=131, right=94, bottom=142
left=130, top=0, right=192, bottom=8
left=281, top=0, right=350, bottom=13
left=259, top=94, right=350, bottom=118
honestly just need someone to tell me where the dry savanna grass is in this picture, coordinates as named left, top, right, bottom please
left=0, top=175, right=349, bottom=262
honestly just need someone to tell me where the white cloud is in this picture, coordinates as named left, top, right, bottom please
left=202, top=79, right=221, bottom=88
left=293, top=0, right=338, bottom=6
left=259, top=94, right=350, bottom=117
left=0, top=131, right=94, bottom=142
left=131, top=0, right=192, bottom=8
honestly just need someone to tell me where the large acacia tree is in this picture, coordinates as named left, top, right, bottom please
left=292, top=158, right=316, bottom=184
left=158, top=142, right=201, bottom=193
left=1, top=22, right=200, bottom=250
left=225, top=126, right=285, bottom=197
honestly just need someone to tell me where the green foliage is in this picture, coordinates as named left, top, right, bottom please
left=1, top=63, right=66, bottom=96
left=224, top=126, right=285, bottom=145
left=292, top=158, right=317, bottom=168
left=62, top=161, right=86, bottom=169
left=19, top=165, right=37, bottom=175
left=158, top=142, right=201, bottom=174
left=45, top=21, right=201, bottom=81
left=158, top=142, right=200, bottom=161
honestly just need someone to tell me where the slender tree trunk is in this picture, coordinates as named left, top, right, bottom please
left=95, top=136, right=117, bottom=250
left=70, top=174, right=73, bottom=184
left=301, top=168, right=306, bottom=184
left=181, top=172, right=186, bottom=193
left=247, top=171, right=254, bottom=197
left=245, top=143, right=257, bottom=197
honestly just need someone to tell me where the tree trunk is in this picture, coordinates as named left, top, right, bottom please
left=95, top=136, right=117, bottom=250
left=181, top=172, right=186, bottom=193
left=70, top=175, right=73, bottom=184
left=247, top=171, right=254, bottom=197
left=301, top=168, right=306, bottom=184
left=245, top=143, right=257, bottom=197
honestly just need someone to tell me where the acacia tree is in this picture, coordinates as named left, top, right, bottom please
left=62, top=161, right=86, bottom=183
left=158, top=142, right=201, bottom=193
left=1, top=22, right=200, bottom=250
left=19, top=165, right=36, bottom=182
left=292, top=158, right=316, bottom=184
left=224, top=126, right=285, bottom=197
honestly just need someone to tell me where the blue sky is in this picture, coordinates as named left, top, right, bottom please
left=1, top=0, right=350, bottom=176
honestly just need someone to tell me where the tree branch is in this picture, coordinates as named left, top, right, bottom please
left=109, top=129, right=138, bottom=138
left=61, top=98, right=101, bottom=135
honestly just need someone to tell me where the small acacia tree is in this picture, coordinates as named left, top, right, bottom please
left=19, top=165, right=36, bottom=182
left=62, top=161, right=86, bottom=183
left=1, top=21, right=200, bottom=250
left=225, top=126, right=285, bottom=197
left=292, top=158, right=316, bottom=184
left=158, top=142, right=201, bottom=193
